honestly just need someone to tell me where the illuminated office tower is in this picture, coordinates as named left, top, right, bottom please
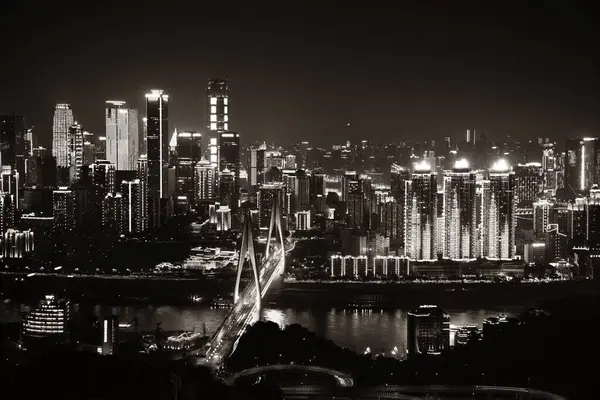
left=206, top=79, right=229, bottom=132
left=294, top=169, right=310, bottom=212
left=145, top=90, right=169, bottom=198
left=219, top=169, right=235, bottom=208
left=390, top=163, right=411, bottom=247
left=513, top=162, right=543, bottom=205
left=206, top=137, right=217, bottom=170
left=219, top=131, right=240, bottom=209
left=52, top=104, right=74, bottom=167
left=121, top=179, right=142, bottom=234
left=533, top=199, right=553, bottom=238
left=0, top=114, right=26, bottom=181
left=68, top=123, right=84, bottom=184
left=565, top=137, right=599, bottom=193
left=346, top=176, right=372, bottom=229
left=194, top=159, right=216, bottom=201
left=136, top=155, right=149, bottom=232
left=483, top=160, right=516, bottom=260
left=175, top=157, right=194, bottom=198
left=250, top=143, right=267, bottom=186
left=95, top=136, right=107, bottom=161
left=405, top=161, right=438, bottom=260
left=176, top=131, right=202, bottom=162
left=258, top=183, right=284, bottom=231
left=216, top=205, right=232, bottom=231
left=105, top=101, right=139, bottom=170
left=443, top=159, right=476, bottom=260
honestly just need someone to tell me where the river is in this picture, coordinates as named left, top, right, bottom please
left=0, top=301, right=511, bottom=356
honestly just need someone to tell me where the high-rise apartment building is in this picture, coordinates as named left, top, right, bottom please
left=405, top=161, right=438, bottom=261
left=482, top=160, right=516, bottom=259
left=565, top=137, right=600, bottom=194
left=105, top=101, right=139, bottom=170
left=194, top=159, right=216, bottom=201
left=390, top=163, right=410, bottom=247
left=443, top=160, right=477, bottom=260
left=68, top=123, right=84, bottom=184
left=514, top=162, right=543, bottom=205
left=52, top=104, right=74, bottom=167
left=145, top=90, right=169, bottom=198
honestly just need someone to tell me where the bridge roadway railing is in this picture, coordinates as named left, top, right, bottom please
left=208, top=252, right=274, bottom=344
left=208, top=247, right=285, bottom=351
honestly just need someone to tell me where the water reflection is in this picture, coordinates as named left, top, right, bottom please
left=0, top=301, right=511, bottom=353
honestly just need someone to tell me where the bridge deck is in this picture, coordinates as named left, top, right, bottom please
left=203, top=243, right=290, bottom=365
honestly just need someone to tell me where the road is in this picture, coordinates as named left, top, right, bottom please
left=225, top=364, right=354, bottom=387
left=204, top=240, right=295, bottom=366
left=279, top=384, right=567, bottom=400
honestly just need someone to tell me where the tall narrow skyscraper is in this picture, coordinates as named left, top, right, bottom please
left=105, top=101, right=139, bottom=171
left=219, top=131, right=240, bottom=210
left=483, top=159, right=516, bottom=260
left=443, top=159, right=477, bottom=260
left=405, top=161, right=438, bottom=261
left=68, top=122, right=84, bottom=184
left=206, top=79, right=229, bottom=132
left=145, top=90, right=169, bottom=198
left=52, top=104, right=74, bottom=167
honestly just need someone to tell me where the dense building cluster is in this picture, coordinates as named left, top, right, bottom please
left=1, top=87, right=599, bottom=277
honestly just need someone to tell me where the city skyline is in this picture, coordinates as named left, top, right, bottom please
left=2, top=2, right=600, bottom=146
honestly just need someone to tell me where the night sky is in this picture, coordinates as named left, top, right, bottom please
left=1, top=1, right=599, bottom=147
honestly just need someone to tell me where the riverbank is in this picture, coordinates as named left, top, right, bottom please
left=267, top=279, right=600, bottom=310
left=3, top=271, right=598, bottom=309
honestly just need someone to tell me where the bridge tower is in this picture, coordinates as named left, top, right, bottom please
left=234, top=210, right=261, bottom=308
left=265, top=187, right=286, bottom=274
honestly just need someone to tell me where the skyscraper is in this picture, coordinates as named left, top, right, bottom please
left=564, top=137, right=599, bottom=194
left=145, top=90, right=169, bottom=198
left=250, top=143, right=267, bottom=187
left=176, top=131, right=202, bottom=161
left=206, top=79, right=229, bottom=132
left=483, top=159, right=516, bottom=260
left=194, top=159, right=216, bottom=202
left=390, top=163, right=410, bottom=248
left=52, top=104, right=74, bottom=167
left=405, top=161, right=438, bottom=261
left=443, top=159, right=477, bottom=260
left=68, top=123, right=84, bottom=184
left=219, top=131, right=240, bottom=209
left=105, top=101, right=139, bottom=171
left=0, top=114, right=26, bottom=180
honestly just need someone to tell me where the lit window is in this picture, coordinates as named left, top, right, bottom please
left=211, top=106, right=216, bottom=114
left=210, top=123, right=217, bottom=130
left=224, top=115, right=228, bottom=122
left=224, top=98, right=228, bottom=105
left=210, top=114, right=217, bottom=122
left=224, top=106, right=228, bottom=114
left=210, top=97, right=217, bottom=105
left=224, top=123, right=228, bottom=130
